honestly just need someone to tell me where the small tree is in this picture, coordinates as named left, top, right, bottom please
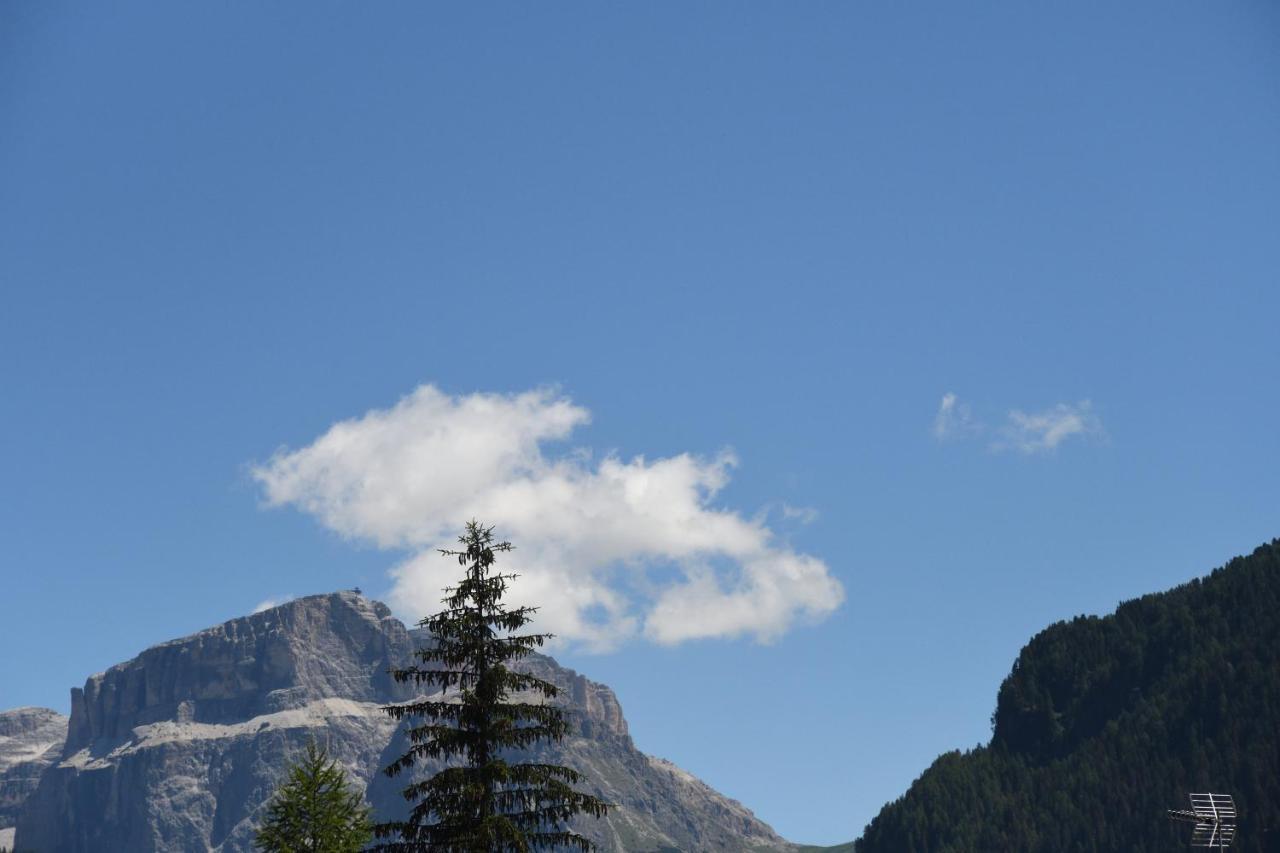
left=373, top=521, right=609, bottom=852
left=255, top=739, right=373, bottom=853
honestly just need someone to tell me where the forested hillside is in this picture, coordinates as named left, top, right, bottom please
left=855, top=540, right=1280, bottom=852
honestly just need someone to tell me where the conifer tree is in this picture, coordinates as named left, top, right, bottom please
left=255, top=739, right=373, bottom=853
left=373, top=520, right=609, bottom=852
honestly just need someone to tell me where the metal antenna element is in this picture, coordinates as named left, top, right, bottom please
left=1168, top=793, right=1237, bottom=849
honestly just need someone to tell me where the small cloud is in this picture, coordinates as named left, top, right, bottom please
left=933, top=392, right=982, bottom=440
left=781, top=504, right=819, bottom=525
left=995, top=401, right=1103, bottom=454
left=252, top=596, right=292, bottom=614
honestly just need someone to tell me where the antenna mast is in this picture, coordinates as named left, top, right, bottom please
left=1168, top=793, right=1237, bottom=850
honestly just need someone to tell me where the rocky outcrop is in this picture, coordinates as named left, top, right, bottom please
left=0, top=706, right=67, bottom=834
left=16, top=593, right=411, bottom=852
left=14, top=592, right=792, bottom=852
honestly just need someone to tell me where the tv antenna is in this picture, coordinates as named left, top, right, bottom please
left=1168, top=793, right=1237, bottom=849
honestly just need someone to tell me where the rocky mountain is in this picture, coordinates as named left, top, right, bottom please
left=11, top=591, right=793, bottom=852
left=0, top=706, right=67, bottom=848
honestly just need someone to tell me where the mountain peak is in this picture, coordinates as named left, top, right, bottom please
left=14, top=591, right=793, bottom=852
left=65, top=589, right=414, bottom=756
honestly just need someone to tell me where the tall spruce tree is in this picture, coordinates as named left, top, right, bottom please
left=255, top=739, right=373, bottom=853
left=373, top=521, right=609, bottom=852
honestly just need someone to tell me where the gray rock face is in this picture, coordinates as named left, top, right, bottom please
left=14, top=592, right=793, bottom=852
left=17, top=593, right=411, bottom=852
left=0, top=707, right=67, bottom=830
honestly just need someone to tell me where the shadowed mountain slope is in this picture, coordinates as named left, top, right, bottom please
left=853, top=540, right=1280, bottom=852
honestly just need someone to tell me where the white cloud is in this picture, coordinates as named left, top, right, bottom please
left=996, top=400, right=1103, bottom=454
left=933, top=392, right=981, bottom=440
left=252, top=385, right=842, bottom=650
left=252, top=596, right=292, bottom=614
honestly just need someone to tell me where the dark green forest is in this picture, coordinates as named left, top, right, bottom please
left=854, top=539, right=1280, bottom=853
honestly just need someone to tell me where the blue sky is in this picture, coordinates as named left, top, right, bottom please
left=3, top=2, right=1279, bottom=844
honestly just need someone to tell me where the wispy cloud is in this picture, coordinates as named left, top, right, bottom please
left=781, top=504, right=819, bottom=525
left=996, top=401, right=1103, bottom=454
left=252, top=385, right=843, bottom=650
left=933, top=393, right=1104, bottom=455
left=933, top=392, right=982, bottom=440
left=252, top=596, right=293, bottom=614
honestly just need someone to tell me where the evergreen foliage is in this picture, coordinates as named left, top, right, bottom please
left=255, top=739, right=373, bottom=853
left=854, top=540, right=1280, bottom=852
left=373, top=521, right=610, bottom=852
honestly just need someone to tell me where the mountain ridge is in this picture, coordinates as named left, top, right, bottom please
left=9, top=590, right=795, bottom=852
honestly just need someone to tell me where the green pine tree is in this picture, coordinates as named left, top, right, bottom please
left=373, top=520, right=610, bottom=852
left=255, top=739, right=373, bottom=853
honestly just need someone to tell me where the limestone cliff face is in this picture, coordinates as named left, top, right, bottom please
left=17, top=593, right=411, bottom=852
left=14, top=592, right=792, bottom=852
left=63, top=592, right=414, bottom=751
left=0, top=706, right=67, bottom=829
